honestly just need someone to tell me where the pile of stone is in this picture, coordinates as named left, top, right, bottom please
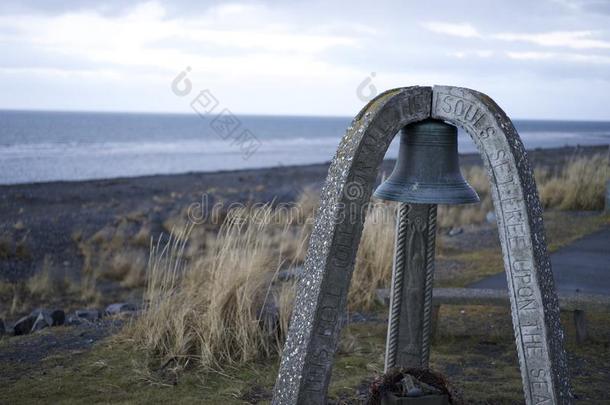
left=0, top=302, right=139, bottom=337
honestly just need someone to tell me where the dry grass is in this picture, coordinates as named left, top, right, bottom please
left=0, top=280, right=28, bottom=319
left=438, top=154, right=608, bottom=228
left=277, top=187, right=320, bottom=263
left=438, top=166, right=492, bottom=228
left=121, top=154, right=605, bottom=376
left=74, top=215, right=153, bottom=301
left=126, top=206, right=298, bottom=372
left=111, top=250, right=148, bottom=288
left=290, top=186, right=319, bottom=225
left=0, top=231, right=31, bottom=261
left=537, top=153, right=609, bottom=210
left=26, top=255, right=60, bottom=298
left=0, top=255, right=79, bottom=318
left=349, top=201, right=396, bottom=311
left=303, top=154, right=607, bottom=310
left=264, top=189, right=394, bottom=311
left=8, top=283, right=28, bottom=316
left=133, top=224, right=152, bottom=247
left=76, top=238, right=102, bottom=303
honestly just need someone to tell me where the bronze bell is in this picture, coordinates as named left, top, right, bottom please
left=374, top=119, right=480, bottom=205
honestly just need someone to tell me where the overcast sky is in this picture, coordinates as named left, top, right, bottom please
left=1, top=0, right=610, bottom=119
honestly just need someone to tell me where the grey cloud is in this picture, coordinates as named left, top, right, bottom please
left=1, top=0, right=609, bottom=118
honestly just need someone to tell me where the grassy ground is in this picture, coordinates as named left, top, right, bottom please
left=1, top=213, right=608, bottom=404
left=1, top=212, right=608, bottom=404
left=1, top=307, right=609, bottom=404
left=1, top=153, right=608, bottom=403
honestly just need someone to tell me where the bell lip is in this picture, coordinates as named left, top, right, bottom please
left=373, top=181, right=481, bottom=205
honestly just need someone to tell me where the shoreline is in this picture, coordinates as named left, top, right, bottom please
left=0, top=144, right=607, bottom=285
left=1, top=143, right=607, bottom=189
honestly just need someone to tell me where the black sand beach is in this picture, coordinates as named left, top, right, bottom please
left=0, top=144, right=606, bottom=285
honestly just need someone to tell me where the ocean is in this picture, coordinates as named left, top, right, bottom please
left=1, top=110, right=609, bottom=185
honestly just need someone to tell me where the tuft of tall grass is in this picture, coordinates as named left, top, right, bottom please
left=126, top=206, right=297, bottom=372
left=537, top=153, right=609, bottom=211
left=27, top=255, right=77, bottom=299
left=438, top=154, right=609, bottom=228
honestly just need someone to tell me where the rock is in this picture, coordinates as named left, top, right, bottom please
left=105, top=303, right=137, bottom=316
left=31, top=308, right=65, bottom=327
left=277, top=266, right=304, bottom=282
left=0, top=318, right=5, bottom=336
left=67, top=309, right=101, bottom=325
left=66, top=316, right=83, bottom=326
left=447, top=227, right=463, bottom=237
left=486, top=210, right=496, bottom=223
left=376, top=288, right=390, bottom=306
left=50, top=309, right=65, bottom=326
left=29, top=308, right=47, bottom=317
left=31, top=312, right=52, bottom=332
left=13, top=315, right=36, bottom=336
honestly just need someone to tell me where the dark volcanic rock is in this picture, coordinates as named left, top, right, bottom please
left=30, top=309, right=65, bottom=327
left=13, top=315, right=36, bottom=336
left=50, top=309, right=65, bottom=326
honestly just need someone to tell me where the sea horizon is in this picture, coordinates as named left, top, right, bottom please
left=3, top=107, right=610, bottom=122
left=1, top=109, right=609, bottom=185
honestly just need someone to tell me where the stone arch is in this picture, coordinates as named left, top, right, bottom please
left=272, top=86, right=571, bottom=404
left=431, top=85, right=570, bottom=404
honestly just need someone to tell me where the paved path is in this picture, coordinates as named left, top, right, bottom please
left=469, top=225, right=610, bottom=295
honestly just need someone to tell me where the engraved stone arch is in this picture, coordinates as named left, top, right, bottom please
left=272, top=86, right=571, bottom=404
left=431, top=86, right=571, bottom=404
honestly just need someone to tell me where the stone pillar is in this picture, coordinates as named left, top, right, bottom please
left=385, top=203, right=437, bottom=370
